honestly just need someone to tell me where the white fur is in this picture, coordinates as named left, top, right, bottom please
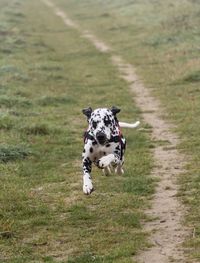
left=98, top=154, right=116, bottom=168
left=83, top=173, right=93, bottom=195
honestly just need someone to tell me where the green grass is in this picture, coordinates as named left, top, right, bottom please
left=0, top=114, right=14, bottom=130
left=54, top=0, right=200, bottom=261
left=0, top=145, right=31, bottom=163
left=0, top=1, right=153, bottom=262
left=2, top=0, right=200, bottom=261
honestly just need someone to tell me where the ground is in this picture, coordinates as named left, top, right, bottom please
left=0, top=0, right=200, bottom=262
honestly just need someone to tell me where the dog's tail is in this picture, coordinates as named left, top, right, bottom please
left=119, top=121, right=140, bottom=128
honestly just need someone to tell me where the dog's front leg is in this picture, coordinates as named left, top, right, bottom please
left=82, top=142, right=94, bottom=195
left=98, top=153, right=120, bottom=169
left=82, top=157, right=93, bottom=195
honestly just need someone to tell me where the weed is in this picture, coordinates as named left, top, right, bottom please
left=144, top=35, right=180, bottom=47
left=117, top=213, right=141, bottom=228
left=0, top=115, right=14, bottom=130
left=21, top=124, right=51, bottom=136
left=0, top=65, right=19, bottom=73
left=0, top=145, right=31, bottom=162
left=183, top=71, right=200, bottom=83
left=123, top=175, right=155, bottom=196
left=0, top=95, right=32, bottom=108
left=68, top=205, right=95, bottom=224
left=33, top=63, right=62, bottom=71
left=38, top=96, right=76, bottom=106
left=0, top=65, right=29, bottom=82
left=0, top=47, right=12, bottom=54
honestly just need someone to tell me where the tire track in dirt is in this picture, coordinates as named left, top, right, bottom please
left=41, top=1, right=188, bottom=262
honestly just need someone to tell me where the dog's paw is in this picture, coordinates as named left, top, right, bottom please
left=115, top=166, right=124, bottom=175
left=83, top=180, right=94, bottom=195
left=103, top=165, right=112, bottom=176
left=98, top=154, right=115, bottom=169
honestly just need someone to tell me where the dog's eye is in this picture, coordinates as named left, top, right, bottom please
left=92, top=121, right=97, bottom=129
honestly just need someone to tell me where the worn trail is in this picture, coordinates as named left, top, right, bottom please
left=42, top=1, right=188, bottom=262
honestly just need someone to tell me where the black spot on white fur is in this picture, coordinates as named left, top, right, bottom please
left=90, top=147, right=93, bottom=153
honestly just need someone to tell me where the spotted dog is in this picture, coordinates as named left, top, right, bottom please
left=82, top=106, right=140, bottom=195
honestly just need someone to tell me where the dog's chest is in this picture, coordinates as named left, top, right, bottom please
left=91, top=143, right=117, bottom=161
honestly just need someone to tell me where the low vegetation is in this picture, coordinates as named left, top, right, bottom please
left=0, top=1, right=154, bottom=262
left=56, top=0, right=200, bottom=261
left=2, top=0, right=199, bottom=261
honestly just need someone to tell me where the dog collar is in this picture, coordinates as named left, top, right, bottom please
left=84, top=131, right=95, bottom=143
left=84, top=131, right=122, bottom=144
left=109, top=135, right=121, bottom=143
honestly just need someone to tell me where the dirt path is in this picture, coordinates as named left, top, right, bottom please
left=111, top=56, right=188, bottom=263
left=42, top=1, right=188, bottom=262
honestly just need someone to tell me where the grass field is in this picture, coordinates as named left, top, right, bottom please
left=0, top=0, right=154, bottom=262
left=54, top=0, right=200, bottom=261
left=1, top=0, right=200, bottom=262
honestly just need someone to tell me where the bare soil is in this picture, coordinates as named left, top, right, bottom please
left=111, top=55, right=188, bottom=263
left=42, top=1, right=189, bottom=262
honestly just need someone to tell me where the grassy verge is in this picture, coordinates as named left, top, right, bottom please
left=55, top=0, right=200, bottom=261
left=0, top=0, right=154, bottom=262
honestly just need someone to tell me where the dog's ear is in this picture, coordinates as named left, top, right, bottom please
left=82, top=107, right=92, bottom=119
left=111, top=106, right=121, bottom=115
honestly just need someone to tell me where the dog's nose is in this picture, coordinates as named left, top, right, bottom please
left=96, top=132, right=107, bottom=145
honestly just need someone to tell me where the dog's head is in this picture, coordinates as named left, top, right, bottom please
left=82, top=106, right=121, bottom=145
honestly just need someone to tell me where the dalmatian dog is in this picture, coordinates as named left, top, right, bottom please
left=82, top=106, right=140, bottom=195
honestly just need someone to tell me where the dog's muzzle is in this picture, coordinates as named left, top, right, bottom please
left=96, top=132, right=107, bottom=145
